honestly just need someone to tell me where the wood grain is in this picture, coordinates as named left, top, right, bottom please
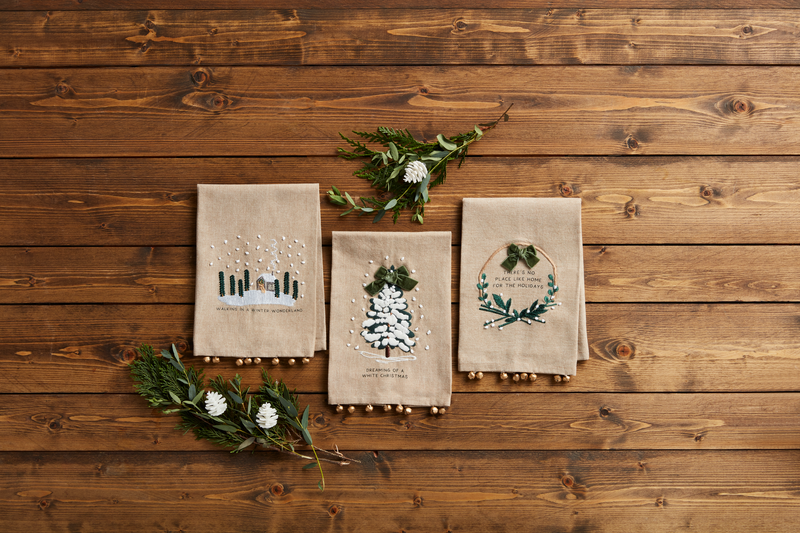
left=3, top=245, right=800, bottom=304
left=2, top=392, right=798, bottom=451
left=3, top=157, right=800, bottom=246
left=1, top=450, right=798, bottom=533
left=4, top=9, right=800, bottom=67
left=2, top=66, right=800, bottom=157
left=2, top=304, right=799, bottom=394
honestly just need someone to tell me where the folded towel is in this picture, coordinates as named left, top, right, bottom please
left=458, top=198, right=588, bottom=377
left=328, top=231, right=452, bottom=409
left=193, top=184, right=325, bottom=360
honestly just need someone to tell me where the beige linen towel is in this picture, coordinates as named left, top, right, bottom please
left=328, top=232, right=452, bottom=408
left=193, top=184, right=325, bottom=360
left=458, top=198, right=588, bottom=376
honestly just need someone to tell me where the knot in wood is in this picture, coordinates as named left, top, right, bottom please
left=177, top=341, right=188, bottom=352
left=55, top=83, right=70, bottom=96
left=38, top=499, right=50, bottom=510
left=616, top=344, right=632, bottom=358
left=575, top=9, right=585, bottom=18
left=413, top=496, right=423, bottom=506
left=625, top=203, right=637, bottom=216
left=328, top=504, right=340, bottom=517
left=599, top=407, right=611, bottom=418
left=559, top=184, right=573, bottom=197
left=419, top=86, right=429, bottom=94
left=144, top=19, right=156, bottom=31
left=732, top=99, right=751, bottom=114
left=561, top=475, right=575, bottom=488
left=192, top=70, right=209, bottom=85
left=122, top=348, right=136, bottom=363
left=453, top=18, right=467, bottom=31
left=742, top=25, right=753, bottom=34
left=140, top=42, right=151, bottom=53
left=208, top=28, right=218, bottom=36
left=655, top=497, right=665, bottom=507
left=625, top=135, right=640, bottom=150
left=48, top=420, right=61, bottom=430
left=269, top=483, right=284, bottom=496
left=701, top=186, right=714, bottom=198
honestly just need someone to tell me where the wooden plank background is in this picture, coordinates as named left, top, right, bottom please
left=1, top=4, right=799, bottom=532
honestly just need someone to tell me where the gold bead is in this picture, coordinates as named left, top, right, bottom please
left=271, top=358, right=280, bottom=365
left=235, top=358, right=244, bottom=366
left=468, top=371, right=476, bottom=380
left=476, top=372, right=484, bottom=380
left=513, top=373, right=520, bottom=382
left=288, top=358, right=296, bottom=366
left=212, top=356, right=220, bottom=363
left=430, top=406, right=439, bottom=415
left=529, top=373, right=537, bottom=382
left=335, top=405, right=344, bottom=413
left=396, top=404, right=404, bottom=413
left=500, top=372, right=508, bottom=380
left=365, top=404, right=373, bottom=412
left=439, top=408, right=446, bottom=415
left=554, top=375, right=562, bottom=383
left=244, top=358, right=252, bottom=365
left=520, top=373, right=528, bottom=381
left=253, top=357, right=261, bottom=364
left=384, top=404, right=392, bottom=412
left=302, top=357, right=311, bottom=364
left=404, top=407, right=412, bottom=415
left=563, top=375, right=571, bottom=383
left=347, top=405, right=355, bottom=414
left=203, top=356, right=211, bottom=363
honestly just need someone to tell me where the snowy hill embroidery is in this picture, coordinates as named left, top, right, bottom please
left=360, top=280, right=416, bottom=362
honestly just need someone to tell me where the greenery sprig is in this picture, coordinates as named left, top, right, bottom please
left=478, top=273, right=559, bottom=329
left=328, top=104, right=513, bottom=224
left=131, top=344, right=355, bottom=491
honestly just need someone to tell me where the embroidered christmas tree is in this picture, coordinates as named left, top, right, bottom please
left=361, top=279, right=416, bottom=358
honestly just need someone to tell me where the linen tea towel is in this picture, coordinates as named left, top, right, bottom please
left=328, top=232, right=452, bottom=414
left=194, top=184, right=325, bottom=363
left=458, top=198, right=588, bottom=381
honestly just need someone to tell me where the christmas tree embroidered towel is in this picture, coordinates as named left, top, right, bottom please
left=193, top=184, right=326, bottom=360
left=458, top=198, right=588, bottom=378
left=328, top=232, right=452, bottom=409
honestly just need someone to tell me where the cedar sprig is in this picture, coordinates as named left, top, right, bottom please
left=131, top=344, right=357, bottom=491
left=329, top=104, right=513, bottom=224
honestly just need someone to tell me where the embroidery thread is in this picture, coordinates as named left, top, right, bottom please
left=478, top=243, right=559, bottom=330
left=359, top=266, right=417, bottom=362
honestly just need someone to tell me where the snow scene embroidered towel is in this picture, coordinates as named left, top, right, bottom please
left=458, top=198, right=588, bottom=378
left=328, top=232, right=452, bottom=409
left=193, top=184, right=326, bottom=360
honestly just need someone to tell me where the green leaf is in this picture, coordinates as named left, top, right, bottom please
left=388, top=165, right=402, bottom=182
left=373, top=210, right=386, bottom=223
left=300, top=427, right=313, bottom=445
left=301, top=405, right=310, bottom=429
left=548, top=274, right=554, bottom=281
left=193, top=389, right=204, bottom=405
left=474, top=125, right=484, bottom=137
left=247, top=396, right=252, bottom=415
left=229, top=391, right=243, bottom=405
left=381, top=152, right=388, bottom=165
left=303, top=462, right=318, bottom=470
left=236, top=436, right=256, bottom=452
left=241, top=418, right=257, bottom=431
left=286, top=418, right=303, bottom=432
left=277, top=395, right=298, bottom=418
left=188, top=384, right=196, bottom=400
left=493, top=294, right=505, bottom=309
left=213, top=424, right=240, bottom=433
left=168, top=391, right=181, bottom=404
left=332, top=185, right=341, bottom=195
left=506, top=298, right=512, bottom=310
left=161, top=349, right=172, bottom=360
left=171, top=344, right=179, bottom=359
left=340, top=206, right=354, bottom=216
left=318, top=481, right=324, bottom=491
left=437, top=134, right=457, bottom=151
left=361, top=207, right=374, bottom=213
left=168, top=357, right=183, bottom=372
left=388, top=142, right=399, bottom=161
left=384, top=199, right=397, bottom=210
left=344, top=192, right=355, bottom=205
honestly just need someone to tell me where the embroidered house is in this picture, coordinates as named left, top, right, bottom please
left=255, top=273, right=276, bottom=293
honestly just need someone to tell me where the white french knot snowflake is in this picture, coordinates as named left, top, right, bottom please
left=256, top=402, right=279, bottom=430
left=403, top=160, right=428, bottom=184
left=204, top=391, right=227, bottom=416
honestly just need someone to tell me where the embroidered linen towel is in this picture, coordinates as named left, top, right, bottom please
left=458, top=198, right=588, bottom=377
left=193, top=184, right=326, bottom=360
left=328, top=232, right=452, bottom=409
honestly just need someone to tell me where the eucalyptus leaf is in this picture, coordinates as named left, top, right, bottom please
left=277, top=395, right=298, bottom=418
left=168, top=391, right=181, bottom=404
left=213, top=424, right=240, bottom=433
left=384, top=199, right=397, bottom=210
left=188, top=384, right=196, bottom=400
left=161, top=349, right=172, bottom=360
left=437, top=134, right=457, bottom=151
left=373, top=210, right=386, bottom=223
left=193, top=390, right=205, bottom=404
left=300, top=427, right=313, bottom=445
left=303, top=462, right=319, bottom=470
left=301, top=405, right=310, bottom=429
left=344, top=192, right=355, bottom=206
left=388, top=142, right=399, bottom=161
left=389, top=165, right=402, bottom=182
left=229, top=391, right=244, bottom=405
left=236, top=436, right=256, bottom=452
left=241, top=418, right=257, bottom=431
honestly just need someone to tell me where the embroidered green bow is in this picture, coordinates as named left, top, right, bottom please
left=365, top=265, right=418, bottom=295
left=501, top=244, right=539, bottom=272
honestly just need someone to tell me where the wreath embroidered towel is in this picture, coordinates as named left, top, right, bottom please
left=458, top=198, right=588, bottom=376
left=193, top=184, right=326, bottom=360
left=328, top=232, right=452, bottom=408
